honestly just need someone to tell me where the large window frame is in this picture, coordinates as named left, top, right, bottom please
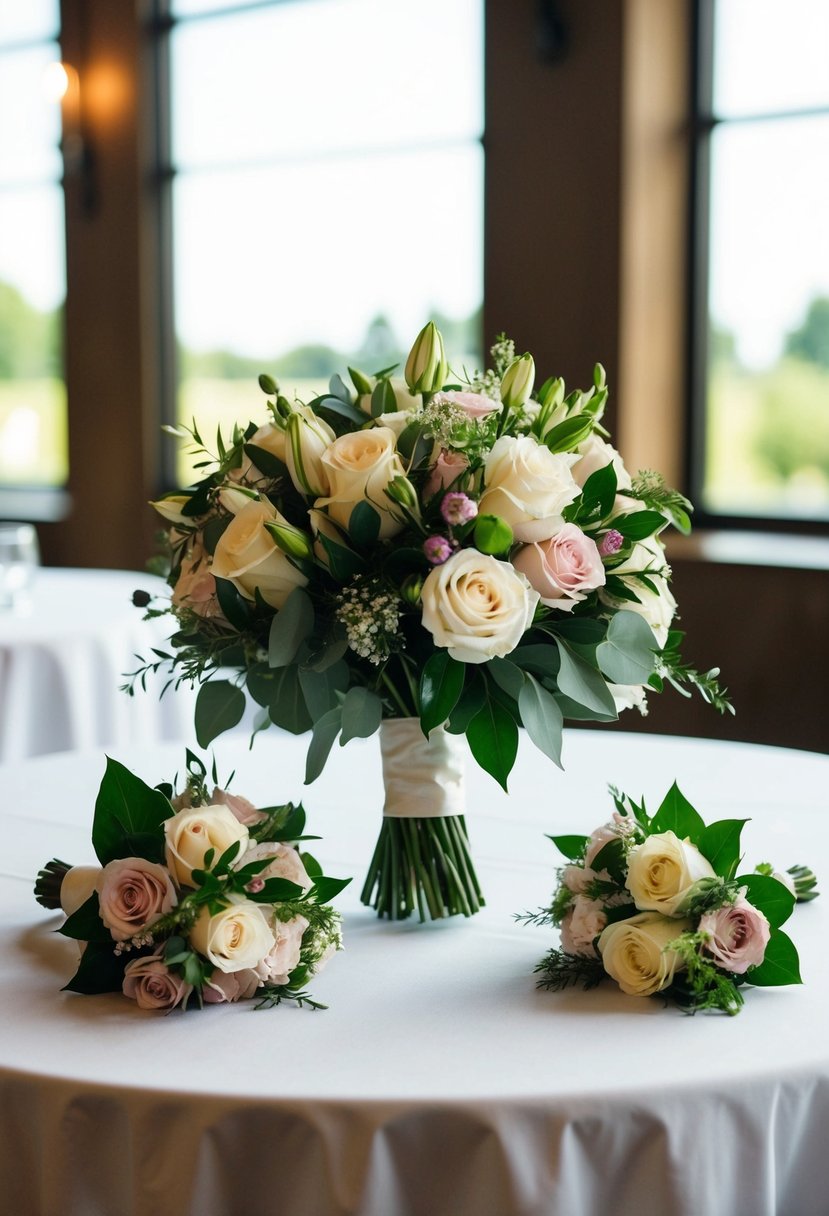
left=687, top=0, right=829, bottom=536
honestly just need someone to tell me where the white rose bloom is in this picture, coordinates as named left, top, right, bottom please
left=570, top=433, right=633, bottom=491
left=420, top=548, right=539, bottom=664
left=479, top=435, right=580, bottom=542
left=600, top=536, right=676, bottom=647
left=560, top=895, right=607, bottom=956
left=255, top=913, right=309, bottom=985
left=164, top=804, right=250, bottom=888
left=625, top=830, right=715, bottom=915
left=317, top=427, right=410, bottom=540
left=608, top=683, right=649, bottom=716
left=599, top=912, right=691, bottom=996
left=211, top=497, right=309, bottom=609
left=191, top=899, right=276, bottom=974
left=232, top=422, right=288, bottom=483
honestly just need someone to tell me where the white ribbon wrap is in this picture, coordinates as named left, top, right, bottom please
left=379, top=719, right=466, bottom=819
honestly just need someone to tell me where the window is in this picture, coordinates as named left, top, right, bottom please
left=0, top=0, right=66, bottom=497
left=160, top=0, right=484, bottom=484
left=691, top=0, right=829, bottom=525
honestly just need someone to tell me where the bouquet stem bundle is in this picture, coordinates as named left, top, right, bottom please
left=360, top=814, right=484, bottom=921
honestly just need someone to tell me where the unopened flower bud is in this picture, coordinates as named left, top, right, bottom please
left=473, top=514, right=514, bottom=556
left=500, top=353, right=535, bottom=410
left=404, top=322, right=447, bottom=394
left=264, top=520, right=315, bottom=561
left=385, top=475, right=419, bottom=511
left=401, top=573, right=425, bottom=604
left=150, top=495, right=193, bottom=526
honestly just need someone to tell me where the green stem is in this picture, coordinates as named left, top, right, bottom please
left=378, top=669, right=411, bottom=718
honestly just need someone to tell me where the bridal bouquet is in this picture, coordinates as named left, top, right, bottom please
left=130, top=323, right=730, bottom=921
left=35, top=752, right=348, bottom=1012
left=523, top=783, right=817, bottom=1014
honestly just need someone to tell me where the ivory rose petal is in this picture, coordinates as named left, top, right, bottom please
left=96, top=857, right=177, bottom=942
left=625, top=830, right=715, bottom=915
left=211, top=497, right=309, bottom=609
left=598, top=912, right=691, bottom=996
left=478, top=435, right=580, bottom=542
left=164, top=804, right=250, bottom=888
left=317, top=427, right=410, bottom=540
left=512, top=524, right=605, bottom=610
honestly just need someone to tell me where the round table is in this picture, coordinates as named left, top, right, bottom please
left=2, top=731, right=828, bottom=1216
left=0, top=567, right=196, bottom=761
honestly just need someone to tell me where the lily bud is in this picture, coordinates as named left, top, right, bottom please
left=473, top=513, right=514, bottom=556
left=150, top=496, right=193, bottom=526
left=264, top=520, right=315, bottom=561
left=500, top=353, right=535, bottom=410
left=219, top=486, right=258, bottom=516
left=285, top=406, right=335, bottom=498
left=400, top=573, right=424, bottom=605
left=385, top=474, right=419, bottom=511
left=404, top=322, right=447, bottom=394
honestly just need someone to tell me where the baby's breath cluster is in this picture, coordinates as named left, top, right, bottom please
left=336, top=577, right=403, bottom=666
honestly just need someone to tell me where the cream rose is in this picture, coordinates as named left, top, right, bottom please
left=122, top=954, right=192, bottom=1011
left=164, top=804, right=250, bottom=888
left=420, top=548, right=539, bottom=664
left=317, top=426, right=410, bottom=540
left=358, top=378, right=420, bottom=434
left=570, top=434, right=632, bottom=491
left=190, top=899, right=276, bottom=974
left=59, top=865, right=102, bottom=917
left=211, top=497, right=309, bottom=609
left=626, top=830, right=715, bottom=915
left=599, top=912, right=690, bottom=996
left=512, top=524, right=605, bottom=610
left=600, top=536, right=676, bottom=646
left=255, top=913, right=309, bottom=985
left=232, top=421, right=288, bottom=483
left=478, top=435, right=580, bottom=542
left=96, top=857, right=177, bottom=941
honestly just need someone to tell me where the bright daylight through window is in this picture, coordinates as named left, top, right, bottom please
left=697, top=0, right=829, bottom=523
left=166, top=0, right=484, bottom=485
left=0, top=0, right=66, bottom=491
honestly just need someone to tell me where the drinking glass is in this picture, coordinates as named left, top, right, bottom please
left=0, top=523, right=40, bottom=610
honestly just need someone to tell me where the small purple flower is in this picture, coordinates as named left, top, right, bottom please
left=440, top=491, right=478, bottom=527
left=599, top=529, right=624, bottom=557
left=423, top=535, right=454, bottom=565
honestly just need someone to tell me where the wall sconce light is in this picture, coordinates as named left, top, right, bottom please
left=43, top=59, right=98, bottom=216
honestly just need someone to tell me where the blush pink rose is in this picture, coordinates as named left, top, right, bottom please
left=172, top=542, right=221, bottom=619
left=211, top=787, right=267, bottom=827
left=433, top=390, right=500, bottom=419
left=123, top=954, right=191, bottom=1011
left=699, top=897, right=771, bottom=974
left=424, top=448, right=470, bottom=498
left=237, top=842, right=312, bottom=892
left=255, top=913, right=309, bottom=985
left=96, top=858, right=177, bottom=942
left=512, top=524, right=606, bottom=610
left=584, top=822, right=621, bottom=868
left=203, top=967, right=261, bottom=1003
left=560, top=896, right=607, bottom=956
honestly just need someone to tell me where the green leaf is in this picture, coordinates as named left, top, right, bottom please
left=329, top=372, right=352, bottom=403
left=195, top=680, right=246, bottom=748
left=310, top=874, right=352, bottom=904
left=371, top=378, right=396, bottom=417
left=596, top=610, right=659, bottom=685
left=610, top=510, right=666, bottom=541
left=348, top=365, right=373, bottom=395
left=247, top=877, right=305, bottom=903
left=578, top=462, right=617, bottom=519
left=62, top=940, right=127, bottom=995
left=301, top=851, right=323, bottom=878
left=243, top=443, right=289, bottom=480
left=92, top=757, right=174, bottom=867
left=486, top=657, right=526, bottom=703
left=549, top=834, right=588, bottom=860
left=518, top=673, right=564, bottom=768
left=420, top=650, right=465, bottom=734
left=339, top=686, right=383, bottom=745
left=467, top=695, right=519, bottom=791
left=446, top=670, right=486, bottom=733
left=315, top=395, right=367, bottom=426
left=746, top=928, right=802, bottom=986
left=298, top=660, right=349, bottom=721
left=268, top=587, right=314, bottom=669
left=544, top=414, right=594, bottom=453
left=648, top=782, right=706, bottom=842
left=737, top=873, right=796, bottom=928
left=318, top=533, right=367, bottom=581
left=549, top=619, right=607, bottom=646
left=554, top=693, right=618, bottom=722
left=246, top=662, right=278, bottom=708
left=698, top=818, right=747, bottom=880
left=267, top=665, right=314, bottom=735
left=511, top=643, right=561, bottom=679
left=304, top=706, right=343, bottom=784
left=348, top=501, right=381, bottom=549
left=590, top=838, right=628, bottom=884
left=58, top=893, right=111, bottom=943
left=212, top=577, right=251, bottom=631
left=202, top=514, right=232, bottom=555
left=303, top=634, right=349, bottom=672
left=554, top=639, right=617, bottom=716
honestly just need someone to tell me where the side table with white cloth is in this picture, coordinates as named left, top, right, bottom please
left=1, top=731, right=828, bottom=1216
left=0, top=567, right=196, bottom=761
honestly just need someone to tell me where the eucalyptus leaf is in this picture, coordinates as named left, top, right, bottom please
left=486, top=657, right=526, bottom=703
left=315, top=395, right=367, bottom=426
left=518, top=673, right=564, bottom=768
left=268, top=587, right=315, bottom=669
left=267, top=665, right=313, bottom=734
left=554, top=639, right=617, bottom=716
left=596, top=610, right=658, bottom=685
left=298, top=660, right=349, bottom=720
left=340, top=686, right=383, bottom=745
left=304, top=706, right=343, bottom=784
left=195, top=681, right=246, bottom=748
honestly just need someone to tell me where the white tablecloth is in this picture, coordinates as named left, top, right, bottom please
left=0, top=567, right=195, bottom=761
left=1, top=731, right=828, bottom=1216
